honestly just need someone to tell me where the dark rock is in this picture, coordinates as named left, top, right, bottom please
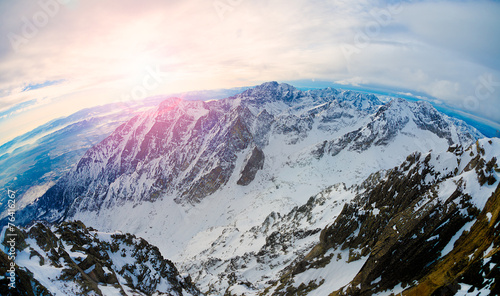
left=237, top=147, right=265, bottom=186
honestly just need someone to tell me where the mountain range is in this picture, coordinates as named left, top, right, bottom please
left=1, top=82, right=498, bottom=295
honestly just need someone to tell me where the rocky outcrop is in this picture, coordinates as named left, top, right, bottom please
left=0, top=247, right=52, bottom=296
left=237, top=147, right=265, bottom=186
left=1, top=221, right=202, bottom=296
left=405, top=183, right=500, bottom=296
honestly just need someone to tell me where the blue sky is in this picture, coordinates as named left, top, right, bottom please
left=0, top=0, right=499, bottom=144
left=21, top=80, right=63, bottom=92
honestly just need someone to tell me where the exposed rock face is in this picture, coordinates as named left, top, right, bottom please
left=267, top=139, right=500, bottom=296
left=237, top=147, right=265, bottom=186
left=1, top=221, right=202, bottom=296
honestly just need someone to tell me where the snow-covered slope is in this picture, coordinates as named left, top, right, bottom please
left=5, top=81, right=488, bottom=295
left=0, top=221, right=201, bottom=296
left=267, top=138, right=500, bottom=296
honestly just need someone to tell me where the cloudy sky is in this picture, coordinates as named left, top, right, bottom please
left=0, top=0, right=499, bottom=144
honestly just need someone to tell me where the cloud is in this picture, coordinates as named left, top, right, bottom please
left=0, top=99, right=39, bottom=119
left=0, top=0, right=499, bottom=144
left=397, top=1, right=500, bottom=70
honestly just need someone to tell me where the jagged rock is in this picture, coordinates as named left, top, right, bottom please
left=1, top=221, right=202, bottom=296
left=0, top=250, right=53, bottom=296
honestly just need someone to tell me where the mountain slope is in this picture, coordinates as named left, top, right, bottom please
left=321, top=98, right=478, bottom=157
left=4, top=139, right=498, bottom=296
left=0, top=88, right=251, bottom=221
left=267, top=138, right=500, bottom=296
left=1, top=221, right=202, bottom=296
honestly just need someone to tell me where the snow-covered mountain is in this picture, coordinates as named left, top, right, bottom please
left=3, top=81, right=496, bottom=295
left=178, top=138, right=499, bottom=295
left=0, top=87, right=249, bottom=221
left=3, top=140, right=498, bottom=295
left=13, top=82, right=480, bottom=225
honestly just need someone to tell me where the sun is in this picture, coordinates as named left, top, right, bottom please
left=121, top=52, right=159, bottom=80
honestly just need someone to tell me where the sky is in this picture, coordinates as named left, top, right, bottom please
left=0, top=0, right=499, bottom=145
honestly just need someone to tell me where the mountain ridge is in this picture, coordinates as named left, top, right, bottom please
left=8, top=82, right=482, bottom=227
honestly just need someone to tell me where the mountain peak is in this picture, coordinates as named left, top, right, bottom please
left=385, top=97, right=410, bottom=108
left=258, top=81, right=280, bottom=88
left=254, top=81, right=296, bottom=91
left=384, top=97, right=435, bottom=115
left=158, top=97, right=182, bottom=111
left=237, top=81, right=303, bottom=104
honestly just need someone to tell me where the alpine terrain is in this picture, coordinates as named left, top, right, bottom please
left=2, top=82, right=499, bottom=295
